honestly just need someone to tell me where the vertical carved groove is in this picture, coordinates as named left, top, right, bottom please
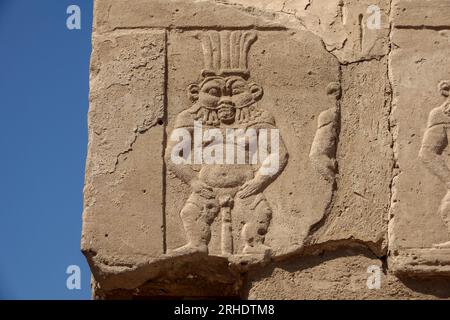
left=358, top=13, right=364, bottom=52
left=161, top=29, right=169, bottom=254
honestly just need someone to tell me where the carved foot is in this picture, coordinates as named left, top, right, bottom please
left=243, top=243, right=271, bottom=255
left=170, top=243, right=208, bottom=255
left=433, top=240, right=450, bottom=249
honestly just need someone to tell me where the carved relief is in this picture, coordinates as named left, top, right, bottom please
left=419, top=80, right=450, bottom=249
left=165, top=31, right=289, bottom=257
left=310, top=82, right=341, bottom=183
left=390, top=80, right=450, bottom=277
left=389, top=22, right=450, bottom=277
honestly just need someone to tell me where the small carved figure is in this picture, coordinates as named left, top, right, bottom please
left=419, top=80, right=450, bottom=248
left=310, top=82, right=341, bottom=182
left=165, top=31, right=289, bottom=256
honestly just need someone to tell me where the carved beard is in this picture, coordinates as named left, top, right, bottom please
left=193, top=103, right=262, bottom=126
left=217, top=105, right=235, bottom=123
left=193, top=106, right=220, bottom=126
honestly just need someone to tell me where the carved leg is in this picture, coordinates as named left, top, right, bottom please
left=174, top=195, right=219, bottom=254
left=242, top=195, right=272, bottom=255
left=434, top=190, right=450, bottom=248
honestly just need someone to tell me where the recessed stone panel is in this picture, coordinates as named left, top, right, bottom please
left=389, top=27, right=450, bottom=276
left=165, top=29, right=340, bottom=259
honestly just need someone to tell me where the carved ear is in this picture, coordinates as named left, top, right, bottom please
left=438, top=80, right=450, bottom=97
left=187, top=84, right=200, bottom=102
left=249, top=83, right=264, bottom=102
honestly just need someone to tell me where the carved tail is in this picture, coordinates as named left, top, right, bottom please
left=219, top=196, right=234, bottom=255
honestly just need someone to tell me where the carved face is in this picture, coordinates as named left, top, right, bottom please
left=188, top=76, right=263, bottom=124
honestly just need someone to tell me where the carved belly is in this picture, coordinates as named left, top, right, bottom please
left=199, top=164, right=254, bottom=188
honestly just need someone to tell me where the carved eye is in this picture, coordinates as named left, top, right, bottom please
left=231, top=81, right=247, bottom=95
left=207, top=87, right=220, bottom=97
left=232, top=88, right=244, bottom=95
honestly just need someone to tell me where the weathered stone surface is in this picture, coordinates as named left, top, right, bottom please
left=83, top=0, right=450, bottom=299
left=95, top=0, right=391, bottom=63
left=165, top=29, right=340, bottom=259
left=311, top=58, right=393, bottom=256
left=93, top=0, right=284, bottom=33
left=245, top=247, right=450, bottom=299
left=392, top=249, right=450, bottom=276
left=389, top=25, right=450, bottom=275
left=223, top=0, right=391, bottom=63
left=82, top=30, right=166, bottom=288
left=283, top=0, right=391, bottom=63
left=392, top=0, right=450, bottom=28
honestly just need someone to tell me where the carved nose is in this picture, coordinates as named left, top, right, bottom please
left=218, top=96, right=233, bottom=106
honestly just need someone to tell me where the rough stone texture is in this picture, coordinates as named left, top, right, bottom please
left=93, top=0, right=284, bottom=32
left=165, top=29, right=340, bottom=258
left=223, top=0, right=391, bottom=63
left=392, top=0, right=450, bottom=28
left=388, top=0, right=450, bottom=277
left=311, top=58, right=393, bottom=256
left=245, top=247, right=450, bottom=299
left=82, top=0, right=450, bottom=299
left=82, top=30, right=166, bottom=289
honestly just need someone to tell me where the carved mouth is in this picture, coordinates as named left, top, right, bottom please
left=218, top=103, right=234, bottom=111
left=217, top=105, right=235, bottom=120
left=218, top=104, right=234, bottom=114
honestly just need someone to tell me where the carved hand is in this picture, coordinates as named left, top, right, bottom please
left=191, top=179, right=215, bottom=199
left=237, top=176, right=265, bottom=199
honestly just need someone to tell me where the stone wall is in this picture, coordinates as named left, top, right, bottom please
left=82, top=0, right=450, bottom=299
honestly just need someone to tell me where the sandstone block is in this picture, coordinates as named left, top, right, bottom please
left=82, top=0, right=450, bottom=299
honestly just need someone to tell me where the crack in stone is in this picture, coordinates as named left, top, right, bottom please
left=110, top=123, right=157, bottom=174
left=161, top=30, right=169, bottom=254
left=394, top=25, right=450, bottom=31
left=387, top=0, right=399, bottom=258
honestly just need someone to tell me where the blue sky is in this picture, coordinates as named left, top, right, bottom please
left=0, top=1, right=93, bottom=299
